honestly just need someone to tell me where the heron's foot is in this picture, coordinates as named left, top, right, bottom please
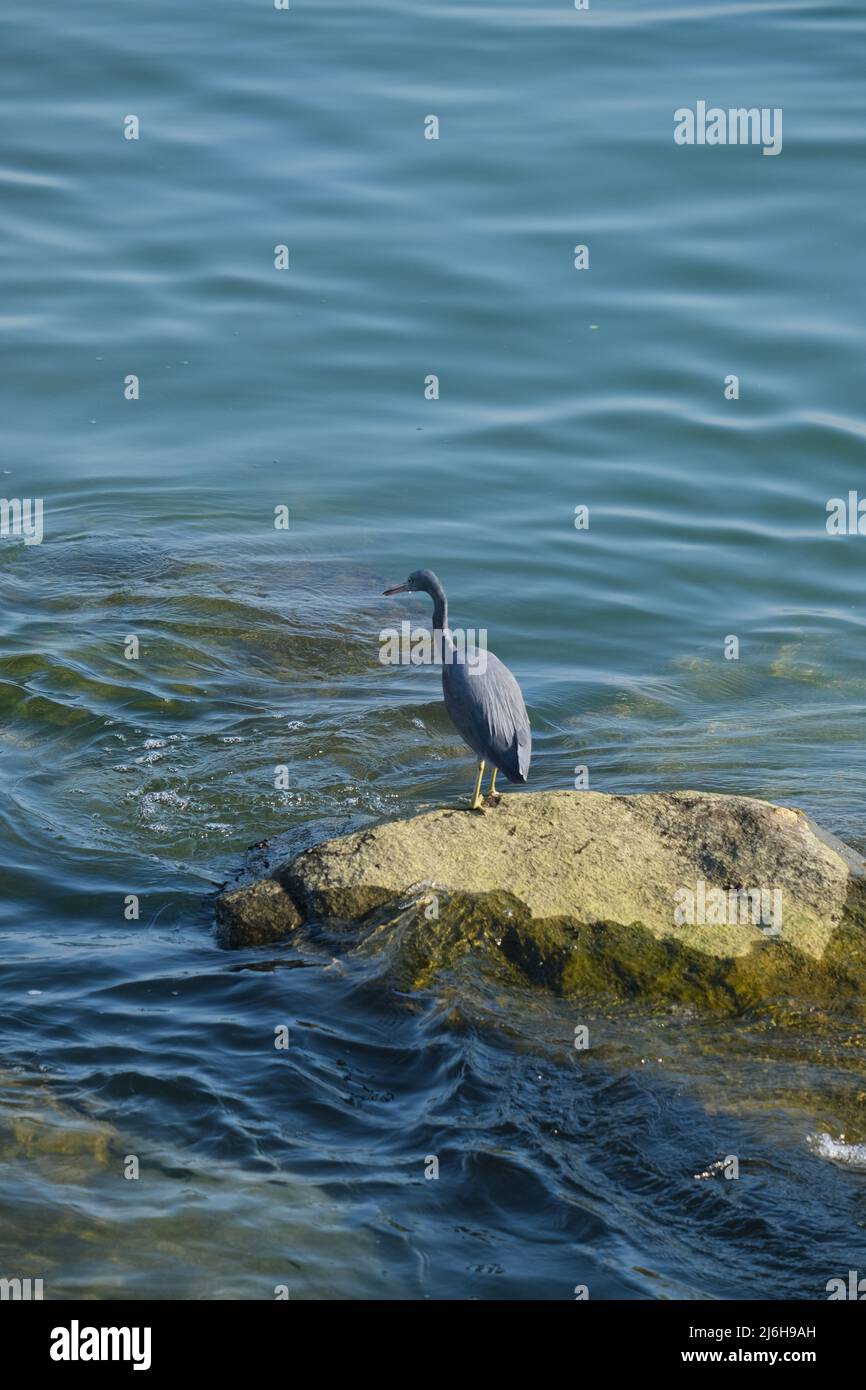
left=483, top=792, right=502, bottom=807
left=469, top=760, right=486, bottom=813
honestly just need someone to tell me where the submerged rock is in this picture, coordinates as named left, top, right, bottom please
left=215, top=791, right=866, bottom=1011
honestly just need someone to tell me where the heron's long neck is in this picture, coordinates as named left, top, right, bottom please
left=429, top=583, right=449, bottom=641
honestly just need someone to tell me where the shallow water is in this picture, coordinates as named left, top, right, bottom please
left=1, top=0, right=866, bottom=1298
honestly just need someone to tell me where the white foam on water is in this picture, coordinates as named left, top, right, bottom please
left=808, top=1132, right=866, bottom=1170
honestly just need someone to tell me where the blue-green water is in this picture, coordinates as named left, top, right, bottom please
left=2, top=0, right=866, bottom=1299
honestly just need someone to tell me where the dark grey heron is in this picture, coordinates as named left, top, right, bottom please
left=382, top=569, right=531, bottom=810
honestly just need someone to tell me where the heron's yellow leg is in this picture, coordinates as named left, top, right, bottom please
left=470, top=759, right=486, bottom=810
left=489, top=767, right=498, bottom=796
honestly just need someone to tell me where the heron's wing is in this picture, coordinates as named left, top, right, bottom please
left=443, top=650, right=531, bottom=780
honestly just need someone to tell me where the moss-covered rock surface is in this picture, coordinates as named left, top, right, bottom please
left=215, top=791, right=866, bottom=1011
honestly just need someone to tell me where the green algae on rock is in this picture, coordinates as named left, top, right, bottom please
left=214, top=791, right=866, bottom=1011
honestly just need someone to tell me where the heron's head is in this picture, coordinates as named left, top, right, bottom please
left=382, top=568, right=440, bottom=597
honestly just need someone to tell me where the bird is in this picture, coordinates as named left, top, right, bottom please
left=382, top=569, right=531, bottom=810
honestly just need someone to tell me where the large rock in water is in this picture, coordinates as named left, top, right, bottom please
left=215, top=792, right=866, bottom=1011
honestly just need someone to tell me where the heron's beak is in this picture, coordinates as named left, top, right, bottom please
left=382, top=583, right=410, bottom=595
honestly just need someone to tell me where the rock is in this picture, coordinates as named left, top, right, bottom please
left=214, top=791, right=866, bottom=1010
left=215, top=875, right=302, bottom=950
left=0, top=1071, right=117, bottom=1181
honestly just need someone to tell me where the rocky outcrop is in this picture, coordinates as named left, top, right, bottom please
left=215, top=791, right=866, bottom=1010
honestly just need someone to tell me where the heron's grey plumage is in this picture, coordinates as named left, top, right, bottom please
left=442, top=651, right=530, bottom=783
left=382, top=568, right=531, bottom=788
